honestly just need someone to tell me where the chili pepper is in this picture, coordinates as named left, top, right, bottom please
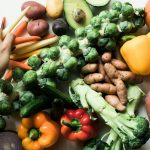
left=60, top=108, right=98, bottom=141
left=18, top=111, right=60, bottom=150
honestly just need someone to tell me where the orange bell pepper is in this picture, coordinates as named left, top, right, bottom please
left=18, top=112, right=60, bottom=150
left=120, top=33, right=150, bottom=75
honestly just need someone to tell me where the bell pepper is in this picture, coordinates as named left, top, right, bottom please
left=60, top=108, right=98, bottom=141
left=18, top=112, right=60, bottom=150
left=120, top=33, right=150, bottom=75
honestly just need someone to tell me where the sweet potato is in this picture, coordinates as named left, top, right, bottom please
left=21, top=1, right=46, bottom=19
left=118, top=70, right=143, bottom=84
left=91, top=83, right=117, bottom=94
left=111, top=59, right=128, bottom=70
left=145, top=90, right=150, bottom=120
left=104, top=63, right=119, bottom=79
left=27, top=19, right=49, bottom=37
left=101, top=52, right=112, bottom=63
left=84, top=73, right=104, bottom=84
left=112, top=79, right=127, bottom=105
left=105, top=95, right=126, bottom=111
left=81, top=63, right=98, bottom=74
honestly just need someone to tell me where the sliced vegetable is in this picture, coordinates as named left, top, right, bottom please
left=18, top=112, right=60, bottom=149
left=64, top=0, right=93, bottom=29
left=86, top=0, right=110, bottom=7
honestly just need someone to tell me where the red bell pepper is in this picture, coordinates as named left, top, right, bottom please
left=60, top=108, right=98, bottom=141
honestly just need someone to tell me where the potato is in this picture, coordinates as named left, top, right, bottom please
left=46, top=0, right=63, bottom=19
left=27, top=19, right=49, bottom=37
left=21, top=1, right=46, bottom=19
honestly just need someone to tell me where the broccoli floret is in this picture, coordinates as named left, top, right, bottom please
left=19, top=91, right=35, bottom=106
left=28, top=56, right=41, bottom=70
left=49, top=47, right=60, bottom=60
left=112, top=1, right=122, bottom=11
left=58, top=35, right=71, bottom=47
left=68, top=39, right=79, bottom=53
left=90, top=16, right=101, bottom=28
left=104, top=23, right=118, bottom=37
left=40, top=48, right=51, bottom=61
left=64, top=57, right=78, bottom=70
left=12, top=68, right=25, bottom=81
left=0, top=79, right=13, bottom=95
left=75, top=27, right=86, bottom=38
left=87, top=29, right=100, bottom=43
left=0, top=93, right=12, bottom=115
left=56, top=68, right=70, bottom=80
left=22, top=70, right=38, bottom=86
left=38, top=78, right=56, bottom=89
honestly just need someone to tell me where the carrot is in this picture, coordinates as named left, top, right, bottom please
left=1, top=17, right=6, bottom=30
left=14, top=41, right=37, bottom=51
left=2, top=6, right=30, bottom=38
left=14, top=36, right=41, bottom=44
left=12, top=20, right=28, bottom=37
left=3, top=69, right=12, bottom=80
left=43, top=34, right=56, bottom=39
left=10, top=49, right=43, bottom=60
left=9, top=60, right=32, bottom=70
left=13, top=36, right=58, bottom=55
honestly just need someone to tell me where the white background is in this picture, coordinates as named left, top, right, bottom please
left=0, top=0, right=150, bottom=149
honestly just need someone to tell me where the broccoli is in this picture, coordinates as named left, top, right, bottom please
left=19, top=91, right=35, bottom=106
left=56, top=68, right=70, bottom=80
left=99, top=10, right=109, bottom=22
left=58, top=35, right=71, bottom=47
left=22, top=70, right=38, bottom=87
left=64, top=57, right=78, bottom=70
left=68, top=39, right=79, bottom=53
left=70, top=79, right=150, bottom=149
left=90, top=16, right=101, bottom=28
left=77, top=57, right=86, bottom=68
left=12, top=68, right=25, bottom=81
left=108, top=9, right=120, bottom=23
left=0, top=79, right=13, bottom=95
left=87, top=29, right=100, bottom=43
left=49, top=47, right=60, bottom=60
left=75, top=27, right=86, bottom=39
left=112, top=1, right=122, bottom=11
left=0, top=93, right=12, bottom=115
left=0, top=116, right=6, bottom=130
left=119, top=21, right=133, bottom=33
left=40, top=48, right=51, bottom=61
left=38, top=78, right=56, bottom=89
left=28, top=56, right=41, bottom=70
left=104, top=23, right=118, bottom=37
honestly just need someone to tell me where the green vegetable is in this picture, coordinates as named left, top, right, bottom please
left=56, top=68, right=70, bottom=80
left=64, top=57, right=78, bottom=70
left=19, top=91, right=35, bottom=106
left=134, top=8, right=144, bottom=17
left=23, top=70, right=38, bottom=87
left=28, top=56, right=41, bottom=70
left=38, top=78, right=56, bottom=89
left=0, top=93, right=12, bottom=115
left=0, top=79, right=13, bottom=95
left=12, top=68, right=25, bottom=81
left=12, top=101, right=20, bottom=112
left=77, top=57, right=86, bottom=68
left=20, top=95, right=50, bottom=118
left=49, top=47, right=60, bottom=60
left=121, top=3, right=134, bottom=18
left=108, top=9, right=120, bottom=22
left=133, top=17, right=145, bottom=29
left=112, top=1, right=122, bottom=11
left=68, top=39, right=79, bottom=53
left=86, top=0, right=110, bottom=7
left=58, top=35, right=71, bottom=47
left=0, top=116, right=6, bottom=130
left=50, top=98, right=64, bottom=121
left=90, top=16, right=101, bottom=28
left=99, top=10, right=109, bottom=22
left=69, top=79, right=150, bottom=149
left=64, top=0, right=93, bottom=29
left=104, top=23, right=118, bottom=37
left=75, top=27, right=86, bottom=39
left=119, top=21, right=133, bottom=33
left=41, top=62, right=58, bottom=77
left=39, top=48, right=51, bottom=60
left=87, top=29, right=100, bottom=43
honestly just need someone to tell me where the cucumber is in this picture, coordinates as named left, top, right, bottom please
left=64, top=0, right=93, bottom=29
left=86, top=0, right=110, bottom=7
left=20, top=96, right=50, bottom=118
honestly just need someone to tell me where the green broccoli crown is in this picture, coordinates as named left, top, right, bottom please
left=12, top=68, right=25, bottom=81
left=90, top=16, right=101, bottom=28
left=49, top=47, right=60, bottom=60
left=28, top=56, right=41, bottom=70
left=128, top=137, right=143, bottom=149
left=58, top=35, right=71, bottom=47
left=56, top=67, right=69, bottom=81
left=40, top=48, right=51, bottom=60
left=75, top=27, right=86, bottom=38
left=0, top=79, right=13, bottom=95
left=112, top=1, right=122, bottom=11
left=23, top=70, right=38, bottom=86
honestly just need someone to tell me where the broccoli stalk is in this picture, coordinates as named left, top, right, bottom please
left=70, top=79, right=149, bottom=149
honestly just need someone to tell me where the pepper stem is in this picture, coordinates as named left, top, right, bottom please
left=62, top=119, right=81, bottom=131
left=28, top=128, right=40, bottom=141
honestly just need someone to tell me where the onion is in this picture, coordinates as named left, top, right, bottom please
left=0, top=131, right=23, bottom=150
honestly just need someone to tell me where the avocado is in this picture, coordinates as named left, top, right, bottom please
left=86, top=0, right=110, bottom=7
left=64, top=0, right=93, bottom=29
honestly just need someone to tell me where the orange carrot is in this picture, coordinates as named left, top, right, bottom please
left=1, top=17, right=6, bottom=30
left=14, top=36, right=41, bottom=44
left=12, top=20, right=28, bottom=37
left=43, top=34, right=56, bottom=39
left=4, top=69, right=12, bottom=80
left=9, top=60, right=32, bottom=70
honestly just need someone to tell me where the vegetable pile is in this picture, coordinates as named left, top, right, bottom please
left=0, top=0, right=149, bottom=150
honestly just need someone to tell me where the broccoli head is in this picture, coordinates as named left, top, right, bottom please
left=28, top=56, right=42, bottom=70
left=38, top=78, right=56, bottom=89
left=56, top=68, right=70, bottom=80
left=12, top=68, right=25, bottom=81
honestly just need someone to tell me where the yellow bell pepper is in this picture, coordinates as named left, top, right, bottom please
left=18, top=112, right=60, bottom=150
left=120, top=33, right=150, bottom=75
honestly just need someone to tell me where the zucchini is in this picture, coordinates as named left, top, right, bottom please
left=20, top=95, right=51, bottom=118
left=86, top=0, right=110, bottom=7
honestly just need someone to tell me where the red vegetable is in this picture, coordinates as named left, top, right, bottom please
left=145, top=90, right=150, bottom=120
left=60, top=108, right=98, bottom=141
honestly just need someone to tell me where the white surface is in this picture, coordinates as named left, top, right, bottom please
left=0, top=0, right=150, bottom=149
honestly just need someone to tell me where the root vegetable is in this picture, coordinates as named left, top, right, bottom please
left=81, top=63, right=98, bottom=74
left=111, top=59, right=128, bottom=70
left=101, top=52, right=112, bottom=63
left=84, top=73, right=104, bottom=84
left=118, top=70, right=143, bottom=84
left=91, top=83, right=117, bottom=94
left=105, top=95, right=126, bottom=111
left=112, top=79, right=127, bottom=105
left=104, top=63, right=119, bottom=79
